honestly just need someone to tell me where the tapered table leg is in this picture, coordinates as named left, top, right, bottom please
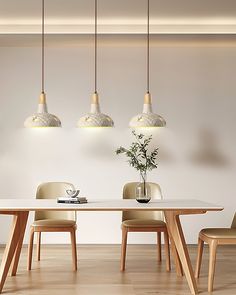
left=11, top=212, right=29, bottom=276
left=169, top=232, right=183, bottom=276
left=0, top=211, right=28, bottom=293
left=164, top=211, right=198, bottom=295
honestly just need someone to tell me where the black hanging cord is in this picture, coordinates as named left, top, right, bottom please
left=147, top=0, right=150, bottom=93
left=41, top=0, right=45, bottom=93
left=94, top=0, right=97, bottom=93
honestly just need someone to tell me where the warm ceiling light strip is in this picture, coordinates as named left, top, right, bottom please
left=2, top=20, right=236, bottom=35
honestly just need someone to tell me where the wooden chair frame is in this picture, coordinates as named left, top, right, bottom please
left=28, top=224, right=77, bottom=271
left=121, top=224, right=171, bottom=272
left=195, top=231, right=236, bottom=292
left=121, top=182, right=171, bottom=273
left=27, top=182, right=78, bottom=272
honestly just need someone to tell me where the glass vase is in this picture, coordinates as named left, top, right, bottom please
left=135, top=173, right=151, bottom=203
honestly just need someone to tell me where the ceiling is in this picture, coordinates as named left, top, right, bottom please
left=1, top=0, right=236, bottom=21
left=0, top=0, right=236, bottom=34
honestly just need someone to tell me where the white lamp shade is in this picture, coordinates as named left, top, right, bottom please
left=77, top=93, right=114, bottom=128
left=129, top=112, right=166, bottom=128
left=24, top=112, right=61, bottom=128
left=77, top=113, right=114, bottom=127
left=24, top=93, right=61, bottom=128
left=129, top=93, right=166, bottom=128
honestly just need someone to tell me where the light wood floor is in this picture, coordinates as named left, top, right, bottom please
left=0, top=244, right=235, bottom=295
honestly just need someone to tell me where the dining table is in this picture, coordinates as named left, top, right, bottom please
left=0, top=198, right=223, bottom=294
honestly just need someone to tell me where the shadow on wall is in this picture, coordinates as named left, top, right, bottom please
left=190, top=128, right=230, bottom=167
left=149, top=128, right=177, bottom=164
left=158, top=146, right=175, bottom=163
left=75, top=128, right=177, bottom=163
left=76, top=128, right=117, bottom=160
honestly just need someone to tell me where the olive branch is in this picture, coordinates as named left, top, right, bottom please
left=116, top=131, right=159, bottom=182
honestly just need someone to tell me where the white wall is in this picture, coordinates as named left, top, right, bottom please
left=0, top=36, right=235, bottom=244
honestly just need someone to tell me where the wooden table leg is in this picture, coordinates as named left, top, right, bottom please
left=0, top=211, right=28, bottom=293
left=169, top=234, right=183, bottom=276
left=164, top=211, right=198, bottom=295
left=164, top=210, right=183, bottom=276
left=11, top=212, right=29, bottom=276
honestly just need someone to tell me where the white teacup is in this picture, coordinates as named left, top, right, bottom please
left=66, top=189, right=80, bottom=198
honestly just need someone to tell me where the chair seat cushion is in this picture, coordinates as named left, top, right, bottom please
left=122, top=219, right=166, bottom=228
left=32, top=219, right=76, bottom=228
left=201, top=228, right=236, bottom=239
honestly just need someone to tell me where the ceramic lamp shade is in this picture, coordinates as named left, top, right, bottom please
left=129, top=93, right=166, bottom=128
left=24, top=93, right=61, bottom=128
left=77, top=92, right=114, bottom=128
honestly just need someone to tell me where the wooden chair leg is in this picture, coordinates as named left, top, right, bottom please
left=70, top=228, right=77, bottom=271
left=120, top=226, right=128, bottom=271
left=195, top=237, right=204, bottom=278
left=208, top=240, right=217, bottom=292
left=27, top=227, right=34, bottom=271
left=36, top=232, right=41, bottom=261
left=157, top=232, right=162, bottom=262
left=164, top=230, right=171, bottom=272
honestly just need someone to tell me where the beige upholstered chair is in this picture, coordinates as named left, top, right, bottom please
left=28, top=182, right=77, bottom=271
left=195, top=212, right=236, bottom=292
left=121, top=182, right=170, bottom=271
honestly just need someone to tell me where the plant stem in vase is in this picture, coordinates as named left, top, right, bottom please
left=136, top=172, right=151, bottom=203
left=116, top=131, right=159, bottom=204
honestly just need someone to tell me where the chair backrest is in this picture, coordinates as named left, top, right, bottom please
left=231, top=212, right=236, bottom=228
left=122, top=182, right=164, bottom=222
left=35, top=182, right=76, bottom=221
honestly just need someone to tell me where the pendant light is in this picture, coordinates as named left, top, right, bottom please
left=77, top=0, right=114, bottom=128
left=129, top=0, right=166, bottom=128
left=24, top=0, right=61, bottom=128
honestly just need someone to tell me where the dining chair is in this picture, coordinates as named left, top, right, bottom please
left=120, top=182, right=171, bottom=272
left=195, top=212, right=236, bottom=292
left=27, top=182, right=78, bottom=271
